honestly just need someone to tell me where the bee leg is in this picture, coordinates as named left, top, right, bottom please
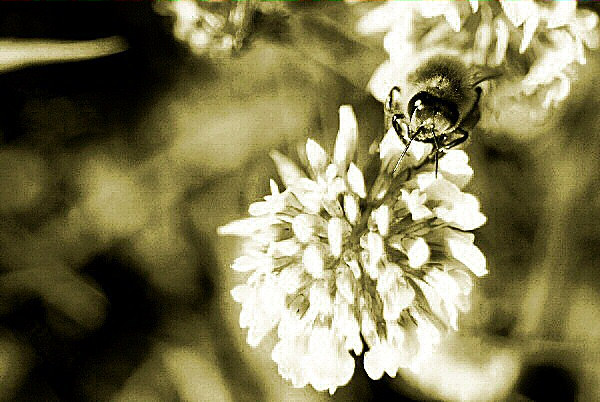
left=441, top=128, right=469, bottom=152
left=393, top=124, right=420, bottom=174
left=432, top=133, right=441, bottom=178
left=439, top=86, right=479, bottom=152
left=386, top=86, right=402, bottom=112
left=391, top=113, right=405, bottom=137
left=385, top=87, right=405, bottom=134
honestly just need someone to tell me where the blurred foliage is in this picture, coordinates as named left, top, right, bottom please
left=0, top=2, right=598, bottom=401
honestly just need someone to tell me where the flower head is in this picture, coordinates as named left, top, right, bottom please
left=219, top=106, right=487, bottom=393
left=359, top=0, right=599, bottom=130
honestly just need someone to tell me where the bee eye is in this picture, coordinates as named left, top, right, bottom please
left=407, top=92, right=459, bottom=128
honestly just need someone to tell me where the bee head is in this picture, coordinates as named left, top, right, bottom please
left=407, top=91, right=459, bottom=136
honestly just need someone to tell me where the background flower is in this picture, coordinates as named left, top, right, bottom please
left=358, top=0, right=599, bottom=139
left=154, top=0, right=254, bottom=56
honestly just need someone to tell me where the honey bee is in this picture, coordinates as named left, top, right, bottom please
left=386, top=56, right=500, bottom=175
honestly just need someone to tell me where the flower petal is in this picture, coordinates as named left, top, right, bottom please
left=574, top=9, right=600, bottom=50
left=306, top=327, right=355, bottom=393
left=469, top=0, right=479, bottom=14
left=328, top=217, right=344, bottom=258
left=277, top=264, right=305, bottom=294
left=292, top=213, right=327, bottom=243
left=366, top=232, right=385, bottom=278
left=334, top=105, right=358, bottom=170
left=290, top=178, right=322, bottom=214
left=443, top=228, right=487, bottom=277
left=493, top=17, right=510, bottom=66
left=343, top=194, right=360, bottom=225
left=403, top=237, right=430, bottom=268
left=444, top=5, right=462, bottom=32
left=217, top=217, right=275, bottom=236
left=373, top=205, right=390, bottom=236
left=239, top=280, right=286, bottom=347
left=334, top=302, right=363, bottom=355
left=347, top=162, right=366, bottom=198
left=336, top=267, right=355, bottom=303
left=356, top=1, right=401, bottom=34
left=232, top=255, right=271, bottom=272
left=272, top=335, right=310, bottom=388
left=231, top=284, right=249, bottom=303
left=248, top=200, right=273, bottom=216
left=383, top=282, right=414, bottom=321
left=379, top=127, right=405, bottom=172
left=270, top=150, right=307, bottom=188
left=500, top=0, right=536, bottom=28
left=269, top=179, right=280, bottom=195
left=520, top=14, right=540, bottom=53
left=306, top=139, right=328, bottom=175
left=401, top=189, right=433, bottom=221
left=543, top=0, right=576, bottom=29
left=363, top=343, right=387, bottom=380
left=433, top=193, right=487, bottom=231
left=268, top=238, right=302, bottom=258
left=447, top=268, right=473, bottom=295
left=303, top=243, right=326, bottom=279
left=418, top=176, right=486, bottom=230
left=412, top=277, right=453, bottom=330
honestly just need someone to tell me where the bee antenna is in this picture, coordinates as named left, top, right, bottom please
left=393, top=127, right=420, bottom=175
left=431, top=131, right=441, bottom=178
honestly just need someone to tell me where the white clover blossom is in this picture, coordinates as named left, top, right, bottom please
left=219, top=106, right=487, bottom=393
left=359, top=0, right=599, bottom=116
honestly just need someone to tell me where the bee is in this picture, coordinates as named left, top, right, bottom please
left=386, top=56, right=500, bottom=175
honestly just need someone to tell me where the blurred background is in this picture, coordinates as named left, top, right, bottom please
left=0, top=2, right=599, bottom=401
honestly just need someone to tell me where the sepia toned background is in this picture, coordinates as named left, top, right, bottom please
left=0, top=2, right=599, bottom=400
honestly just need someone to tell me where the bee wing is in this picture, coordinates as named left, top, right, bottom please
left=468, top=66, right=502, bottom=87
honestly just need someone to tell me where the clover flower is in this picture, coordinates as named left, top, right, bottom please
left=154, top=0, right=253, bottom=56
left=219, top=105, right=487, bottom=393
left=359, top=0, right=599, bottom=120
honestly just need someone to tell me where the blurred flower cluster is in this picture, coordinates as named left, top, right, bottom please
left=219, top=105, right=487, bottom=393
left=154, top=0, right=254, bottom=56
left=359, top=0, right=599, bottom=132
